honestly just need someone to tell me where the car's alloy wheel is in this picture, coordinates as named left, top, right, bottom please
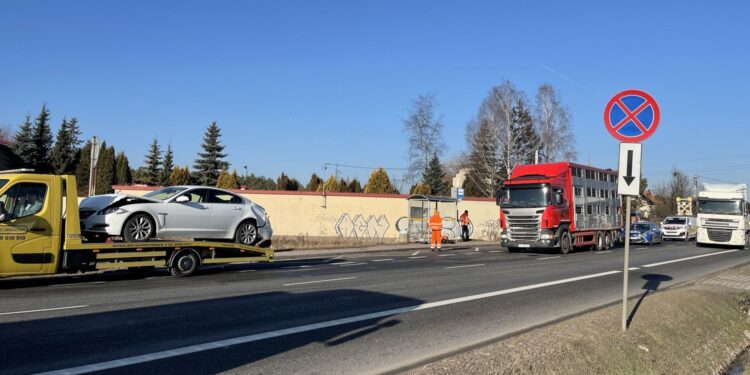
left=237, top=222, right=258, bottom=245
left=124, top=214, right=154, bottom=242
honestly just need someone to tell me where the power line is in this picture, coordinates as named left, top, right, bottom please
left=323, top=162, right=409, bottom=171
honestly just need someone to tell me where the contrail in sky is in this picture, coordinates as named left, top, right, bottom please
left=537, top=63, right=590, bottom=91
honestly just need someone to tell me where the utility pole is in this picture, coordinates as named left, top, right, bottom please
left=88, top=136, right=100, bottom=197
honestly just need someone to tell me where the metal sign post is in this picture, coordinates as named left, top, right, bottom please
left=617, top=144, right=641, bottom=332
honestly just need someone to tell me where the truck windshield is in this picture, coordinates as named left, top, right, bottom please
left=698, top=199, right=743, bottom=215
left=664, top=217, right=686, bottom=225
left=144, top=187, right=187, bottom=201
left=499, top=186, right=548, bottom=208
left=0, top=179, right=7, bottom=189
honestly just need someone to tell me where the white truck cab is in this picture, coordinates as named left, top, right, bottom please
left=696, top=183, right=750, bottom=248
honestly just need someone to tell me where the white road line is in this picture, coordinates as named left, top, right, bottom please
left=372, top=258, right=394, bottom=262
left=41, top=270, right=621, bottom=375
left=666, top=245, right=676, bottom=247
left=299, top=265, right=312, bottom=268
left=642, top=249, right=739, bottom=268
left=438, top=253, right=457, bottom=257
left=323, top=256, right=343, bottom=263
left=595, top=251, right=612, bottom=254
left=50, top=281, right=106, bottom=287
left=283, top=277, right=356, bottom=286
left=444, top=264, right=485, bottom=270
left=0, top=305, right=89, bottom=316
left=635, top=247, right=647, bottom=250
left=411, top=251, right=420, bottom=256
left=237, top=269, right=256, bottom=273
left=489, top=250, right=504, bottom=253
left=332, top=261, right=356, bottom=266
left=629, top=267, right=640, bottom=271
left=409, top=256, right=427, bottom=259
left=337, top=262, right=367, bottom=266
left=538, top=256, right=560, bottom=260
left=465, top=252, right=480, bottom=255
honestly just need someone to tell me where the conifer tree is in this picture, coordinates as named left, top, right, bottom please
left=422, top=153, right=448, bottom=196
left=276, top=172, right=301, bottom=191
left=348, top=178, right=363, bottom=193
left=306, top=173, right=323, bottom=191
left=364, top=168, right=396, bottom=194
left=30, top=104, right=54, bottom=173
left=95, top=144, right=116, bottom=194
left=115, top=152, right=133, bottom=185
left=51, top=117, right=83, bottom=175
left=194, top=122, right=229, bottom=186
left=12, top=114, right=34, bottom=166
left=75, top=141, right=92, bottom=195
left=169, top=166, right=191, bottom=186
left=410, top=182, right=431, bottom=195
left=160, top=144, right=174, bottom=186
left=144, top=138, right=161, bottom=185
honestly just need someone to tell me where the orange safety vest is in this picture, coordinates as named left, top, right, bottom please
left=429, top=215, right=442, bottom=231
left=460, top=213, right=469, bottom=225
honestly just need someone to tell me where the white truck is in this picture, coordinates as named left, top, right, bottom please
left=696, top=183, right=750, bottom=248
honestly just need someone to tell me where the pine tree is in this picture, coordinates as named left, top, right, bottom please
left=30, top=104, right=54, bottom=173
left=364, top=168, right=396, bottom=194
left=511, top=99, right=539, bottom=166
left=194, top=122, right=229, bottom=186
left=348, top=178, right=362, bottom=193
left=115, top=152, right=133, bottom=185
left=160, top=144, right=174, bottom=186
left=144, top=138, right=162, bottom=185
left=95, top=144, right=116, bottom=194
left=50, top=117, right=82, bottom=175
left=276, top=172, right=300, bottom=191
left=74, top=141, right=92, bottom=195
left=422, top=153, right=448, bottom=196
left=169, top=166, right=191, bottom=186
left=12, top=114, right=34, bottom=166
left=410, top=182, right=431, bottom=195
left=216, top=168, right=235, bottom=189
left=318, top=176, right=344, bottom=192
left=243, top=174, right=276, bottom=190
left=306, top=173, right=323, bottom=191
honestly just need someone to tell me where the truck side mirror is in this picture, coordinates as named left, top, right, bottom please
left=555, top=191, right=564, bottom=205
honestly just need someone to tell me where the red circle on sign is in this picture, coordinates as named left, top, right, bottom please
left=604, top=89, right=660, bottom=143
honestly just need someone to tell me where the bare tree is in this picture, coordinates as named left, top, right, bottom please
left=652, top=168, right=694, bottom=220
left=404, top=94, right=444, bottom=184
left=534, top=84, right=576, bottom=162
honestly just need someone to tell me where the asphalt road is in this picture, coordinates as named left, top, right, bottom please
left=1, top=241, right=748, bottom=375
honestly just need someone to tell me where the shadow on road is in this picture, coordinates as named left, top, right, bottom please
left=0, top=289, right=423, bottom=374
left=627, top=273, right=673, bottom=328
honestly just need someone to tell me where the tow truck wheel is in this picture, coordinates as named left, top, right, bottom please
left=170, top=251, right=198, bottom=277
left=123, top=213, right=155, bottom=242
left=560, top=232, right=572, bottom=255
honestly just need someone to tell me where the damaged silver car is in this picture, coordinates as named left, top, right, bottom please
left=78, top=186, right=272, bottom=246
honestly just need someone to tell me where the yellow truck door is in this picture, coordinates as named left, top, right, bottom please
left=0, top=179, right=53, bottom=275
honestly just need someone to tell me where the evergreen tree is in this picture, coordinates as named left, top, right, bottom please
left=30, top=104, right=54, bottom=173
left=364, top=168, right=396, bottom=194
left=511, top=99, right=539, bottom=166
left=12, top=114, right=34, bottom=166
left=194, top=122, right=229, bottom=186
left=410, top=182, right=431, bottom=195
left=144, top=138, right=161, bottom=185
left=348, top=178, right=362, bottom=193
left=306, top=173, right=323, bottom=191
left=115, top=152, right=133, bottom=185
left=216, top=168, right=234, bottom=189
left=243, top=174, right=276, bottom=190
left=74, top=141, right=92, bottom=195
left=422, top=153, right=448, bottom=196
left=95, top=144, right=116, bottom=194
left=160, top=144, right=174, bottom=186
left=276, top=172, right=301, bottom=191
left=317, top=176, right=344, bottom=192
left=50, top=117, right=83, bottom=175
left=169, top=166, right=191, bottom=186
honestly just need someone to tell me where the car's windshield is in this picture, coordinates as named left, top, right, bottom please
left=499, top=185, right=549, bottom=208
left=0, top=179, right=7, bottom=190
left=698, top=199, right=742, bottom=215
left=631, top=224, right=651, bottom=231
left=664, top=217, right=686, bottom=225
left=143, top=187, right=187, bottom=201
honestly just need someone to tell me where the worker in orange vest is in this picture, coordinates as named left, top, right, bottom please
left=429, top=209, right=443, bottom=252
left=460, top=210, right=470, bottom=241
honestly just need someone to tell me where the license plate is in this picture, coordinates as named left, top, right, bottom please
left=518, top=244, right=530, bottom=248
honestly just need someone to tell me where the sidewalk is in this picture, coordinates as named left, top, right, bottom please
left=274, top=241, right=502, bottom=259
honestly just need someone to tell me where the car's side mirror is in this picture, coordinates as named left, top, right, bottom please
left=175, top=195, right=190, bottom=203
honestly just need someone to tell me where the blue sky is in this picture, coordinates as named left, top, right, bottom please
left=1, top=1, right=748, bottom=190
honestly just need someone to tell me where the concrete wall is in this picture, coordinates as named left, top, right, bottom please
left=112, top=186, right=501, bottom=242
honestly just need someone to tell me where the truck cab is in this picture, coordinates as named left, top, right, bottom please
left=696, top=183, right=750, bottom=248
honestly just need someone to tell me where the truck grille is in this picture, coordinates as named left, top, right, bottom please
left=704, top=219, right=738, bottom=229
left=507, top=215, right=540, bottom=241
left=707, top=229, right=732, bottom=242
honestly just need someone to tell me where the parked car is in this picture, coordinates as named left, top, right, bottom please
left=79, top=186, right=272, bottom=246
left=661, top=216, right=697, bottom=241
left=629, top=221, right=663, bottom=245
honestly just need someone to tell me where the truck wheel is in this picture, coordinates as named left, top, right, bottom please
left=605, top=232, right=613, bottom=249
left=559, top=232, right=572, bottom=255
left=170, top=251, right=198, bottom=277
left=235, top=221, right=258, bottom=246
left=123, top=213, right=155, bottom=242
left=593, top=232, right=604, bottom=251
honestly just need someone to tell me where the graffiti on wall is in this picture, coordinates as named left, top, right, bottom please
left=479, top=219, right=501, bottom=241
left=335, top=214, right=391, bottom=240
left=316, top=213, right=338, bottom=236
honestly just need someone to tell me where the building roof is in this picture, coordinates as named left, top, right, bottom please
left=406, top=194, right=457, bottom=203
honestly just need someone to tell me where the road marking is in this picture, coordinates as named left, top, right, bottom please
left=409, top=256, right=427, bottom=259
left=50, top=281, right=106, bottom=287
left=372, top=258, right=394, bottom=262
left=595, top=251, right=612, bottom=254
left=629, top=267, right=640, bottom=271
left=538, top=256, right=560, bottom=260
left=332, top=261, right=356, bottom=266
left=411, top=251, right=420, bottom=256
left=0, top=305, right=89, bottom=316
left=41, top=270, right=621, bottom=375
left=465, top=252, right=480, bottom=255
left=283, top=277, right=356, bottom=286
left=323, top=256, right=343, bottom=263
left=438, top=253, right=457, bottom=257
left=337, top=262, right=367, bottom=266
left=237, top=269, right=256, bottom=273
left=642, top=249, right=739, bottom=268
left=445, top=264, right=485, bottom=270
left=635, top=247, right=647, bottom=250
left=666, top=244, right=676, bottom=247
left=299, top=265, right=312, bottom=268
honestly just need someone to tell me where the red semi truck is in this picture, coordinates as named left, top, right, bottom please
left=498, top=162, right=622, bottom=254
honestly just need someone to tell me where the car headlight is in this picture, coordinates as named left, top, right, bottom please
left=98, top=207, right=128, bottom=215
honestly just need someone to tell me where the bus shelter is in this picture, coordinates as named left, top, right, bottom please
left=406, top=195, right=461, bottom=243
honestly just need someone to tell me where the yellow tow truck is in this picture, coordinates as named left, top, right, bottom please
left=0, top=172, right=273, bottom=278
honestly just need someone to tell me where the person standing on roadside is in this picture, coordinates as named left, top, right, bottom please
left=460, top=210, right=470, bottom=241
left=429, top=209, right=443, bottom=252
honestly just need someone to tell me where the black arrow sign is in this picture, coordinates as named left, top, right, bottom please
left=623, top=150, right=636, bottom=186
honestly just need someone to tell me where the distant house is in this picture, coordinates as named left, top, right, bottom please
left=0, top=137, right=25, bottom=171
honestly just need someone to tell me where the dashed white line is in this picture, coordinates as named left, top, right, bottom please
left=438, top=253, right=457, bottom=257
left=642, top=249, right=739, bottom=268
left=332, top=261, right=356, bottom=266
left=237, top=269, right=256, bottom=273
left=323, top=256, right=343, bottom=263
left=337, top=262, right=367, bottom=267
left=41, top=270, right=621, bottom=375
left=0, top=305, right=89, bottom=316
left=411, top=251, right=420, bottom=256
left=595, top=251, right=612, bottom=254
left=50, top=281, right=107, bottom=287
left=445, top=263, right=485, bottom=270
left=490, top=250, right=504, bottom=253
left=629, top=267, right=640, bottom=271
left=409, top=256, right=427, bottom=259
left=538, top=256, right=560, bottom=260
left=283, top=277, right=356, bottom=286
left=372, top=258, right=394, bottom=262
left=635, top=247, right=647, bottom=250
left=465, top=252, right=480, bottom=255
